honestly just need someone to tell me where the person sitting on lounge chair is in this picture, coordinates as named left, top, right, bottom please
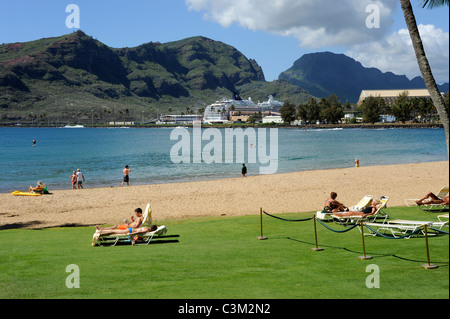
left=29, top=181, right=45, bottom=194
left=334, top=199, right=380, bottom=217
left=324, top=192, right=348, bottom=213
left=415, top=193, right=449, bottom=206
left=95, top=208, right=144, bottom=231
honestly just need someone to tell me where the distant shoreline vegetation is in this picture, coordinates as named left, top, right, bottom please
left=0, top=122, right=444, bottom=129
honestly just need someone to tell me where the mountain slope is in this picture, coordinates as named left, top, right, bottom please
left=0, top=31, right=313, bottom=124
left=279, top=51, right=449, bottom=103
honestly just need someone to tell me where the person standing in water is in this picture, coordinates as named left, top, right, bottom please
left=122, top=165, right=131, bottom=186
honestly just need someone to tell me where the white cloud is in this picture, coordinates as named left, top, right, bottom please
left=186, top=0, right=449, bottom=83
left=346, top=24, right=449, bottom=84
left=186, top=0, right=397, bottom=47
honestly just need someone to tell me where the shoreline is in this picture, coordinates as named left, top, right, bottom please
left=0, top=159, right=446, bottom=195
left=1, top=123, right=444, bottom=129
left=1, top=161, right=448, bottom=230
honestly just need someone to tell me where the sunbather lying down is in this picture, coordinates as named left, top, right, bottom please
left=95, top=225, right=156, bottom=236
left=93, top=225, right=157, bottom=246
left=416, top=193, right=449, bottom=206
left=334, top=199, right=380, bottom=217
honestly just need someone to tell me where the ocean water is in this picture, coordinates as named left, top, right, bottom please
left=0, top=126, right=447, bottom=193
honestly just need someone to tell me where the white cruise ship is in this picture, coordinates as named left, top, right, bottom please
left=203, top=93, right=284, bottom=124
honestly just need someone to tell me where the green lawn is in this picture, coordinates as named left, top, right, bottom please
left=0, top=206, right=448, bottom=299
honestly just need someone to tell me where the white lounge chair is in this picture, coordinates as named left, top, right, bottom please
left=349, top=195, right=374, bottom=211
left=93, top=225, right=167, bottom=246
left=92, top=203, right=168, bottom=246
left=364, top=222, right=424, bottom=239
left=364, top=217, right=448, bottom=238
left=438, top=213, right=449, bottom=222
left=316, top=195, right=373, bottom=220
left=388, top=219, right=448, bottom=231
left=405, top=187, right=449, bottom=212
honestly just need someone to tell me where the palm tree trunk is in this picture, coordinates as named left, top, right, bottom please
left=400, top=0, right=449, bottom=157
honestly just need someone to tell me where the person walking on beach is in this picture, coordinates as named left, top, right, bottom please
left=70, top=171, right=77, bottom=190
left=241, top=163, right=247, bottom=177
left=354, top=158, right=360, bottom=168
left=76, top=169, right=85, bottom=189
left=121, top=165, right=131, bottom=186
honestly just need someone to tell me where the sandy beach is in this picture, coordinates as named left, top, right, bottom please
left=0, top=161, right=448, bottom=230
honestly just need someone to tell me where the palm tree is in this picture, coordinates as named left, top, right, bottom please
left=400, top=0, right=449, bottom=157
left=420, top=0, right=449, bottom=8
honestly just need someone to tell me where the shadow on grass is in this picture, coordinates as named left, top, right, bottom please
left=284, top=236, right=449, bottom=267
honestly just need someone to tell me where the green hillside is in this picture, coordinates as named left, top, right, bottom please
left=0, top=31, right=314, bottom=125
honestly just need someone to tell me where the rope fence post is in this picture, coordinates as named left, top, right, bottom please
left=358, top=222, right=372, bottom=260
left=257, top=207, right=268, bottom=240
left=311, top=215, right=323, bottom=251
left=421, top=224, right=438, bottom=269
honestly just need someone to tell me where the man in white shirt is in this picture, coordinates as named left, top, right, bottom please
left=76, top=169, right=85, bottom=189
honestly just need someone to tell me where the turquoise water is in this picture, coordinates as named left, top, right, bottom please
left=0, top=127, right=447, bottom=193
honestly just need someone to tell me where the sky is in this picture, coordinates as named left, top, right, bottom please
left=0, top=0, right=448, bottom=84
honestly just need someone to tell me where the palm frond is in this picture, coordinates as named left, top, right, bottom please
left=421, top=0, right=449, bottom=9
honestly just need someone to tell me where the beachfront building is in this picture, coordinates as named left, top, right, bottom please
left=109, top=121, right=136, bottom=126
left=229, top=110, right=281, bottom=123
left=262, top=115, right=283, bottom=124
left=158, top=114, right=203, bottom=124
left=357, top=89, right=441, bottom=106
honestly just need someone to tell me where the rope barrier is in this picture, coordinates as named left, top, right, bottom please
left=262, top=211, right=314, bottom=222
left=430, top=227, right=449, bottom=235
left=316, top=217, right=359, bottom=233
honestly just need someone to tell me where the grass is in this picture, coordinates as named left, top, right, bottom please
left=0, top=206, right=448, bottom=299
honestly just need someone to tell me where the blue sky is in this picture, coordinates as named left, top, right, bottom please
left=0, top=0, right=448, bottom=83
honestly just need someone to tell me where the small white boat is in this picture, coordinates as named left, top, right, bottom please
left=64, top=125, right=85, bottom=128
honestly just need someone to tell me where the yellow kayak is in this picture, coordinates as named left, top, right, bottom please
left=11, top=191, right=42, bottom=196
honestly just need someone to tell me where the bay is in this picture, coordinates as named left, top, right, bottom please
left=0, top=126, right=446, bottom=193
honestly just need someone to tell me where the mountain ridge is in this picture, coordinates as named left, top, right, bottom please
left=1, top=31, right=448, bottom=124
left=279, top=51, right=449, bottom=103
left=0, top=31, right=313, bottom=123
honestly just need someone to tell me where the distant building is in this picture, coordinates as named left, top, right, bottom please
left=109, top=121, right=136, bottom=126
left=262, top=115, right=283, bottom=124
left=357, top=89, right=441, bottom=106
left=379, top=115, right=396, bottom=123
left=159, top=114, right=202, bottom=124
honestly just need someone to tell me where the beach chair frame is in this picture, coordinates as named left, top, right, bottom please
left=364, top=222, right=423, bottom=239
left=94, top=225, right=168, bottom=246
left=92, top=203, right=168, bottom=246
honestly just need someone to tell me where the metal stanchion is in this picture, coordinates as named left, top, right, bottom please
left=421, top=224, right=438, bottom=269
left=311, top=215, right=323, bottom=251
left=257, top=207, right=268, bottom=240
left=358, top=222, right=372, bottom=260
